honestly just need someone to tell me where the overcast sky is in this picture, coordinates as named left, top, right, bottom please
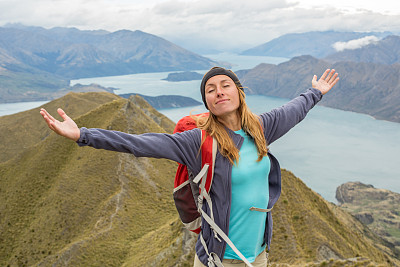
left=1, top=0, right=400, bottom=53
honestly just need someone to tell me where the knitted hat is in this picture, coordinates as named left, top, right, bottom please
left=200, top=67, right=243, bottom=109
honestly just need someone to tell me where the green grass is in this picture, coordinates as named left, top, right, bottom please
left=386, top=227, right=400, bottom=239
left=0, top=91, right=120, bottom=163
left=0, top=93, right=178, bottom=266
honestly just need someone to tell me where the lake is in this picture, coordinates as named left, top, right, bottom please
left=160, top=97, right=400, bottom=203
left=1, top=53, right=399, bottom=202
left=0, top=100, right=49, bottom=117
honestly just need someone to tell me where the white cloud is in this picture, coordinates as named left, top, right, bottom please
left=0, top=0, right=399, bottom=53
left=332, top=36, right=380, bottom=52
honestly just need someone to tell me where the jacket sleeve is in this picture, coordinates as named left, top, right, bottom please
left=260, top=88, right=323, bottom=144
left=77, top=127, right=202, bottom=174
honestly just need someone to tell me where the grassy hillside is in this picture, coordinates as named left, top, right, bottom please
left=0, top=93, right=179, bottom=266
left=0, top=91, right=120, bottom=163
left=0, top=92, right=398, bottom=266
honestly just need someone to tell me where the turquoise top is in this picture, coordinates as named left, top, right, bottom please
left=223, top=129, right=271, bottom=262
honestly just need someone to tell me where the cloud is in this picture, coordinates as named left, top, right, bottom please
left=332, top=36, right=380, bottom=52
left=0, top=0, right=399, bottom=53
left=145, top=1, right=400, bottom=52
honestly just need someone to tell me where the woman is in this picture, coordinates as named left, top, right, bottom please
left=40, top=67, right=339, bottom=267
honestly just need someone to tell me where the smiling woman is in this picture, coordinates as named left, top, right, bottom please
left=40, top=66, right=339, bottom=267
left=204, top=75, right=241, bottom=127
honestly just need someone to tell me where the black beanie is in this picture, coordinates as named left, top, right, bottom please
left=200, top=67, right=243, bottom=109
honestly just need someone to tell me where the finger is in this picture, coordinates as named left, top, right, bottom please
left=312, top=75, right=317, bottom=83
left=40, top=108, right=56, bottom=123
left=39, top=109, right=52, bottom=124
left=320, top=69, right=330, bottom=80
left=48, top=121, right=57, bottom=132
left=326, top=69, right=335, bottom=82
left=57, top=108, right=70, bottom=121
left=40, top=112, right=57, bottom=131
left=329, top=73, right=338, bottom=84
left=330, top=76, right=339, bottom=87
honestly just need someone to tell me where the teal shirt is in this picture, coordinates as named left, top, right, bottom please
left=223, top=129, right=271, bottom=262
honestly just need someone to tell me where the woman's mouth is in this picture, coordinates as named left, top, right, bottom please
left=216, top=99, right=229, bottom=104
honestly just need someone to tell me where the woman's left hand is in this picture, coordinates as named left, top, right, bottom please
left=312, top=69, right=339, bottom=95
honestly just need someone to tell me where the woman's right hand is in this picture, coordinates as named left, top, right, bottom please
left=40, top=108, right=81, bottom=141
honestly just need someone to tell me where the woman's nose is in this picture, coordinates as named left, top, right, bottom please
left=216, top=86, right=224, bottom=96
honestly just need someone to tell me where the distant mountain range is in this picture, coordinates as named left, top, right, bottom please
left=0, top=24, right=216, bottom=79
left=2, top=25, right=400, bottom=126
left=240, top=33, right=400, bottom=124
left=0, top=24, right=218, bottom=103
left=325, top=35, right=400, bottom=64
left=0, top=92, right=398, bottom=266
left=241, top=31, right=392, bottom=59
left=238, top=55, right=400, bottom=123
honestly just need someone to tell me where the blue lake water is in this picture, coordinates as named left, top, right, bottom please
left=160, top=98, right=400, bottom=203
left=2, top=53, right=399, bottom=202
left=0, top=100, right=49, bottom=117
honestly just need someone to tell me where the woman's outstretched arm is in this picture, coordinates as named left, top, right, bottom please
left=39, top=107, right=202, bottom=173
left=261, top=69, right=339, bottom=144
left=39, top=108, right=81, bottom=141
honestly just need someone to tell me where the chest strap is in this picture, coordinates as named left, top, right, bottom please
left=249, top=207, right=272, bottom=212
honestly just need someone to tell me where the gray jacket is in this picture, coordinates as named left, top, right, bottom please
left=77, top=88, right=323, bottom=265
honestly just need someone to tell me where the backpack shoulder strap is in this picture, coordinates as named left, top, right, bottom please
left=200, top=130, right=217, bottom=192
left=193, top=130, right=217, bottom=192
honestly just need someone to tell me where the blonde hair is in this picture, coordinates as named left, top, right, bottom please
left=195, top=86, right=268, bottom=165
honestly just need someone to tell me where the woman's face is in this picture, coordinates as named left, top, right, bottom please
left=204, top=75, right=240, bottom=118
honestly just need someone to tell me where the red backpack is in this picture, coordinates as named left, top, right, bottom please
left=172, top=112, right=216, bottom=234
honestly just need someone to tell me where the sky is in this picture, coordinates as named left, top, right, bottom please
left=1, top=0, right=400, bottom=53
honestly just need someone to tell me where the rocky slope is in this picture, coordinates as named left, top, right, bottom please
left=336, top=182, right=400, bottom=255
left=0, top=92, right=398, bottom=266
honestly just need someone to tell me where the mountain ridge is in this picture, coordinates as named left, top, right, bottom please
left=238, top=55, right=400, bottom=123
left=0, top=93, right=179, bottom=266
left=241, top=31, right=392, bottom=59
left=0, top=24, right=217, bottom=103
left=325, top=35, right=400, bottom=64
left=0, top=92, right=398, bottom=266
left=0, top=25, right=216, bottom=79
